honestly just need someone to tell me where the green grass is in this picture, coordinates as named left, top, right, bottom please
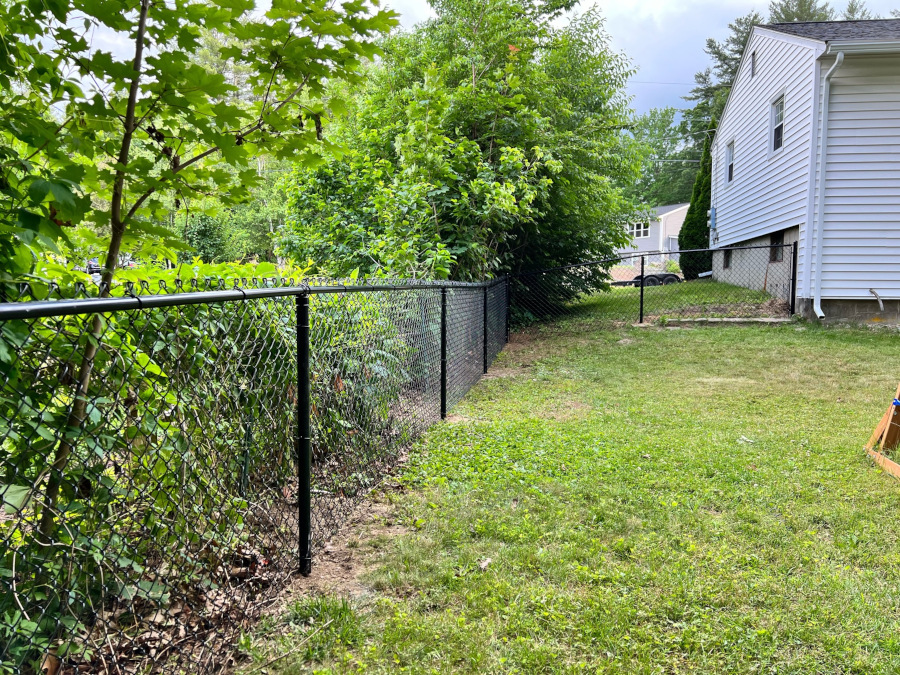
left=568, top=281, right=778, bottom=322
left=242, top=322, right=900, bottom=674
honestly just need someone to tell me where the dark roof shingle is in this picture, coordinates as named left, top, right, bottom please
left=763, top=19, right=900, bottom=42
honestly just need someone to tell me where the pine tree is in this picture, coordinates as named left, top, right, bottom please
left=678, top=120, right=716, bottom=280
left=769, top=0, right=835, bottom=22
left=842, top=0, right=875, bottom=19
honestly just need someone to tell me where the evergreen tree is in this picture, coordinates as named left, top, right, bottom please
left=705, top=12, right=766, bottom=87
left=678, top=120, right=715, bottom=280
left=842, top=0, right=875, bottom=19
left=682, top=12, right=761, bottom=166
left=769, top=0, right=835, bottom=22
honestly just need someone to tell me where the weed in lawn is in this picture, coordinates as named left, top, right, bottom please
left=244, top=323, right=900, bottom=674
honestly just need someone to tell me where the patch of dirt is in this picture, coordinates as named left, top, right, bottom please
left=616, top=338, right=634, bottom=345
left=643, top=298, right=791, bottom=322
left=536, top=399, right=591, bottom=421
left=482, top=365, right=528, bottom=380
left=445, top=413, right=471, bottom=423
left=268, top=492, right=408, bottom=611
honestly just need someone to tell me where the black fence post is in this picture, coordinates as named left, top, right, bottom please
left=505, top=276, right=511, bottom=343
left=639, top=255, right=645, bottom=324
left=790, top=241, right=798, bottom=316
left=297, top=293, right=312, bottom=576
left=482, top=285, right=488, bottom=374
left=440, top=287, right=447, bottom=420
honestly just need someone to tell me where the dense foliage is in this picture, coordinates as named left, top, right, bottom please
left=626, top=108, right=697, bottom=207
left=0, top=2, right=396, bottom=669
left=0, top=0, right=395, bottom=289
left=279, top=0, right=644, bottom=280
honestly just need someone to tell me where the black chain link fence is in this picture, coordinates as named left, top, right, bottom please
left=0, top=243, right=793, bottom=673
left=512, top=244, right=797, bottom=326
left=0, top=277, right=507, bottom=674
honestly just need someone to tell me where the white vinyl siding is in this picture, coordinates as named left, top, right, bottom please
left=711, top=30, right=821, bottom=253
left=811, top=54, right=900, bottom=299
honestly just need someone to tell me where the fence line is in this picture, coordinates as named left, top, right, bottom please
left=0, top=276, right=507, bottom=674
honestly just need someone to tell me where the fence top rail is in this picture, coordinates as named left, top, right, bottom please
left=514, top=243, right=795, bottom=277
left=0, top=276, right=509, bottom=321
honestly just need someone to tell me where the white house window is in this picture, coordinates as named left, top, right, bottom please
left=725, top=142, right=734, bottom=184
left=773, top=96, right=785, bottom=151
left=629, top=222, right=650, bottom=239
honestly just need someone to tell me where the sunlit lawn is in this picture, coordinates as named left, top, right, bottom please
left=241, top=321, right=900, bottom=674
left=569, top=280, right=778, bottom=322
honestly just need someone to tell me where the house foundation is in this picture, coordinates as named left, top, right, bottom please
left=796, top=298, right=900, bottom=324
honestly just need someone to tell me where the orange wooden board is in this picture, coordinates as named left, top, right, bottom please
left=868, top=448, right=900, bottom=481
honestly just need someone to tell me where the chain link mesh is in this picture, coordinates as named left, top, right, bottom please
left=0, top=278, right=507, bottom=674
left=512, top=245, right=796, bottom=326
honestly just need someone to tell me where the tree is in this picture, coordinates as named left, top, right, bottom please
left=627, top=108, right=699, bottom=207
left=280, top=0, right=643, bottom=280
left=678, top=120, right=716, bottom=280
left=842, top=0, right=875, bottom=19
left=769, top=0, right=835, bottom=22
left=705, top=12, right=766, bottom=87
left=682, top=12, right=761, bottom=167
left=0, top=0, right=396, bottom=290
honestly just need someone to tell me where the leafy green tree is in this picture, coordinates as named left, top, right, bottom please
left=0, top=0, right=396, bottom=290
left=180, top=214, right=227, bottom=263
left=281, top=0, right=643, bottom=280
left=769, top=0, right=835, bottom=22
left=627, top=108, right=699, bottom=207
left=678, top=120, right=715, bottom=280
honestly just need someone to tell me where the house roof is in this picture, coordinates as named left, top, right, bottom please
left=763, top=19, right=900, bottom=43
left=652, top=203, right=689, bottom=219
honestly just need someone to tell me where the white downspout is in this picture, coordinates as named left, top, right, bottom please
left=812, top=51, right=844, bottom=319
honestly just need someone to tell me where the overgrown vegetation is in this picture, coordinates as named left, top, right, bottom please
left=278, top=0, right=644, bottom=280
left=242, top=322, right=900, bottom=673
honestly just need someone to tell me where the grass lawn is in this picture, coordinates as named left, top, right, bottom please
left=241, top=321, right=900, bottom=674
left=568, top=281, right=781, bottom=322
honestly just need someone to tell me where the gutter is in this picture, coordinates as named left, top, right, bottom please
left=812, top=51, right=844, bottom=320
left=827, top=40, right=900, bottom=55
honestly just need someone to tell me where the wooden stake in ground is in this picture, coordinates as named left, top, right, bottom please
left=866, top=382, right=900, bottom=479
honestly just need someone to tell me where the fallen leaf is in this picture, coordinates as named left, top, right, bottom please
left=479, top=558, right=492, bottom=571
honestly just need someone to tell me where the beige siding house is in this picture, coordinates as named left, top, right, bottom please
left=618, top=203, right=689, bottom=257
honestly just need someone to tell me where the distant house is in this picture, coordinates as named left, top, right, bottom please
left=710, top=19, right=900, bottom=321
left=619, top=203, right=689, bottom=258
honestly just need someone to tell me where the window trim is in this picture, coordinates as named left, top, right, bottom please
left=629, top=221, right=651, bottom=239
left=724, top=140, right=735, bottom=186
left=770, top=91, right=786, bottom=157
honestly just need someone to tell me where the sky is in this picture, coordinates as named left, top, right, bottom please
left=385, top=0, right=900, bottom=115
